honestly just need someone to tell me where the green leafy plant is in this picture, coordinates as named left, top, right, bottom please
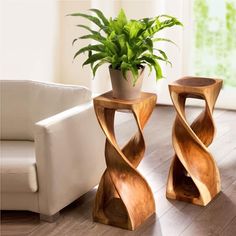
left=69, top=8, right=182, bottom=85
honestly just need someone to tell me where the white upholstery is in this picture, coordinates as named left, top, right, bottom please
left=0, top=141, right=37, bottom=193
left=0, top=80, right=105, bottom=217
left=0, top=80, right=91, bottom=140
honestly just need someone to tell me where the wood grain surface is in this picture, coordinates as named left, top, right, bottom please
left=166, top=77, right=223, bottom=206
left=93, top=91, right=157, bottom=230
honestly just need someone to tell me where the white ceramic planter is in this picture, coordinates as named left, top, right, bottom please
left=109, top=66, right=145, bottom=100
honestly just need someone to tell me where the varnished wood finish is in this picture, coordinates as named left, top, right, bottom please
left=1, top=106, right=236, bottom=236
left=167, top=76, right=223, bottom=206
left=93, top=91, right=157, bottom=230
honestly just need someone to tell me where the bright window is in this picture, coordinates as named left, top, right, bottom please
left=193, top=0, right=236, bottom=87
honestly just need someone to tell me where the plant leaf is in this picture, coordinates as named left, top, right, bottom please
left=155, top=49, right=168, bottom=60
left=145, top=38, right=154, bottom=53
left=152, top=54, right=172, bottom=66
left=70, top=9, right=182, bottom=83
left=124, top=20, right=145, bottom=39
left=89, top=9, right=109, bottom=26
left=126, top=42, right=134, bottom=61
left=72, top=38, right=79, bottom=46
left=68, top=13, right=104, bottom=29
left=79, top=34, right=106, bottom=43
left=120, top=61, right=131, bottom=79
left=117, top=34, right=126, bottom=54
left=92, top=59, right=110, bottom=76
left=103, top=40, right=118, bottom=55
left=82, top=52, right=107, bottom=66
left=130, top=65, right=139, bottom=85
left=153, top=38, right=178, bottom=47
left=76, top=24, right=98, bottom=34
left=140, top=55, right=163, bottom=80
left=73, top=44, right=105, bottom=59
left=116, top=8, right=127, bottom=27
left=158, top=14, right=183, bottom=26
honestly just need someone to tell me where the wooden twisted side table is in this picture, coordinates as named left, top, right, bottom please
left=93, top=91, right=157, bottom=230
left=166, top=77, right=223, bottom=206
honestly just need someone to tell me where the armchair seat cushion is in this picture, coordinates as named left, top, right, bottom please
left=0, top=141, right=38, bottom=193
left=0, top=80, right=105, bottom=216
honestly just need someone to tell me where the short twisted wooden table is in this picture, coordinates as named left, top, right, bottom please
left=166, top=76, right=223, bottom=206
left=93, top=91, right=157, bottom=230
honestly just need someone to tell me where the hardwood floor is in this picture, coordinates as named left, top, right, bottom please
left=1, top=105, right=236, bottom=236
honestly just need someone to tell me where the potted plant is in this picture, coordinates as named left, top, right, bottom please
left=69, top=9, right=182, bottom=100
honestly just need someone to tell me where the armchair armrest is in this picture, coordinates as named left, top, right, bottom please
left=34, top=102, right=105, bottom=216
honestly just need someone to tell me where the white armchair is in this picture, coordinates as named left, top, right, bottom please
left=0, top=80, right=105, bottom=221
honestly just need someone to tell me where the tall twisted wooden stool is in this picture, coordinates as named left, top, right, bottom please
left=166, top=77, right=223, bottom=206
left=93, top=91, right=157, bottom=230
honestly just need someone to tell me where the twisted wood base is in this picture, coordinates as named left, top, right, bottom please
left=166, top=77, right=223, bottom=206
left=93, top=92, right=157, bottom=230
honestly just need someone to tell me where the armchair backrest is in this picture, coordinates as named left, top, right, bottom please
left=0, top=80, right=92, bottom=141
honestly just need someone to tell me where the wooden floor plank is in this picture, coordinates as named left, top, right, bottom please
left=220, top=216, right=236, bottom=236
left=180, top=181, right=236, bottom=236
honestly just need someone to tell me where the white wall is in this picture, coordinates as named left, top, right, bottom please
left=1, top=0, right=60, bottom=82
left=60, top=0, right=121, bottom=93
left=0, top=0, right=120, bottom=92
left=59, top=0, right=92, bottom=88
left=0, top=0, right=185, bottom=100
